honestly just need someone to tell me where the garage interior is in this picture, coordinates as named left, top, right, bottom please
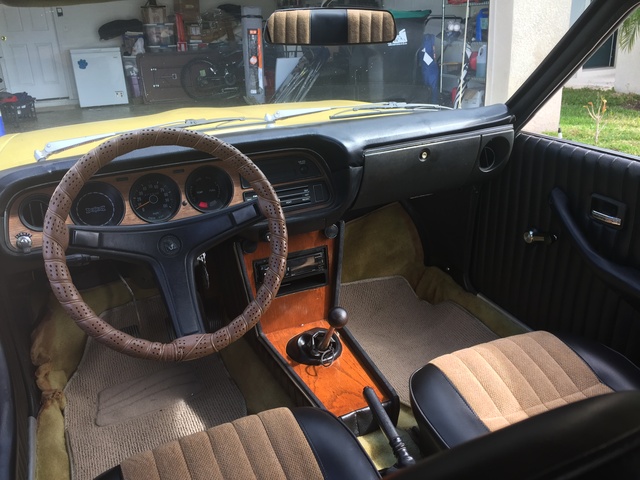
left=0, top=0, right=491, bottom=134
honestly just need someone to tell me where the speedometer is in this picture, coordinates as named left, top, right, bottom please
left=129, top=173, right=181, bottom=223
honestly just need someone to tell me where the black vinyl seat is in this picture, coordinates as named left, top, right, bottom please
left=96, top=407, right=380, bottom=480
left=390, top=391, right=640, bottom=480
left=96, top=391, right=640, bottom=480
left=96, top=341, right=640, bottom=480
left=97, top=331, right=640, bottom=480
left=409, top=331, right=640, bottom=452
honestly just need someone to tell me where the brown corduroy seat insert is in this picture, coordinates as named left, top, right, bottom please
left=266, top=10, right=311, bottom=44
left=429, top=331, right=613, bottom=432
left=347, top=10, right=396, bottom=43
left=120, top=408, right=324, bottom=480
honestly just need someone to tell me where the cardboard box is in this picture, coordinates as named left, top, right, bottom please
left=174, top=0, right=200, bottom=22
left=461, top=88, right=485, bottom=109
left=141, top=5, right=166, bottom=24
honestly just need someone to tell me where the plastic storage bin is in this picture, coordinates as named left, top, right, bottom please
left=476, top=44, right=487, bottom=78
left=144, top=23, right=175, bottom=46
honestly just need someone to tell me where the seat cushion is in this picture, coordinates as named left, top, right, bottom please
left=410, top=331, right=640, bottom=451
left=392, top=392, right=640, bottom=480
left=97, top=407, right=380, bottom=480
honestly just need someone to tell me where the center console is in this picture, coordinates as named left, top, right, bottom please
left=238, top=226, right=399, bottom=434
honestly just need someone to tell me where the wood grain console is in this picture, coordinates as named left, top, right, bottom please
left=243, top=230, right=389, bottom=417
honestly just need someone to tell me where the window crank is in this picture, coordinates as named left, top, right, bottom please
left=523, top=229, right=557, bottom=245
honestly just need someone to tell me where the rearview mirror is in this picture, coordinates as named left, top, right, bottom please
left=264, top=8, right=397, bottom=45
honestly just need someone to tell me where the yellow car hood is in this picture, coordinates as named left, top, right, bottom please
left=0, top=100, right=364, bottom=171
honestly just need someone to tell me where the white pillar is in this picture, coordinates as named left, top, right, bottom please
left=486, top=0, right=572, bottom=133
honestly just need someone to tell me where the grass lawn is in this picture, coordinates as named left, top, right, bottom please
left=549, top=87, right=640, bottom=157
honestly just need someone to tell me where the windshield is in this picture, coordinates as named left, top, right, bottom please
left=0, top=1, right=631, bottom=150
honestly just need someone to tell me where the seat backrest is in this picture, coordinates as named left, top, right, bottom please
left=391, top=391, right=640, bottom=479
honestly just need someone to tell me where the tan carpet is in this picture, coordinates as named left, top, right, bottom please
left=341, top=276, right=498, bottom=405
left=342, top=203, right=525, bottom=338
left=342, top=203, right=425, bottom=288
left=64, top=297, right=246, bottom=480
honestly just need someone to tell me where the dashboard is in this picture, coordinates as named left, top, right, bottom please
left=1, top=105, right=515, bottom=260
left=5, top=149, right=331, bottom=254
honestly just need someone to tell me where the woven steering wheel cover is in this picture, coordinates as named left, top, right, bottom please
left=43, top=128, right=287, bottom=361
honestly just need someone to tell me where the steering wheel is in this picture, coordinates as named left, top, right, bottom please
left=43, top=128, right=287, bottom=361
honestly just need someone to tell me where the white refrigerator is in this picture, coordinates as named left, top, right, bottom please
left=70, top=47, right=129, bottom=107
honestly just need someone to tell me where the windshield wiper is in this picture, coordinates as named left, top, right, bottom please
left=34, top=103, right=452, bottom=161
left=263, top=107, right=336, bottom=122
left=33, top=117, right=251, bottom=162
left=262, top=102, right=451, bottom=124
left=329, top=102, right=452, bottom=120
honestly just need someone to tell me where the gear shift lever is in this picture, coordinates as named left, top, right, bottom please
left=286, top=307, right=348, bottom=366
left=318, top=307, right=348, bottom=350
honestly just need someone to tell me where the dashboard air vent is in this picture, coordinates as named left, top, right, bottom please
left=478, top=136, right=512, bottom=172
left=19, top=194, right=50, bottom=231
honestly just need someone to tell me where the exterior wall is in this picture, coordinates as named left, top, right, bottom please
left=566, top=3, right=640, bottom=94
left=565, top=68, right=615, bottom=89
left=387, top=0, right=571, bottom=133
left=487, top=0, right=572, bottom=133
left=614, top=45, right=640, bottom=93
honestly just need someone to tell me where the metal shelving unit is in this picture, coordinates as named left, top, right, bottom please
left=438, top=0, right=489, bottom=108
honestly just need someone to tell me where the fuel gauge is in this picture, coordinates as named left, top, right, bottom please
left=186, top=166, right=233, bottom=212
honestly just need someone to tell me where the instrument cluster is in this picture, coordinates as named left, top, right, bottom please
left=9, top=162, right=238, bottom=254
left=7, top=150, right=330, bottom=254
left=22, top=165, right=234, bottom=229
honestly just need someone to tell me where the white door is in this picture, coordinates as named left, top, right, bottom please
left=0, top=6, right=69, bottom=100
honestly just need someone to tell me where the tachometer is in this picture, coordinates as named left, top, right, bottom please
left=70, top=182, right=125, bottom=226
left=185, top=166, right=233, bottom=212
left=129, top=173, right=181, bottom=223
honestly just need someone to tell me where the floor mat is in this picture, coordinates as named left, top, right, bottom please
left=341, top=276, right=498, bottom=405
left=64, top=297, right=246, bottom=480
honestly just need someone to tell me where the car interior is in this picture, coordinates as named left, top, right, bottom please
left=1, top=0, right=640, bottom=479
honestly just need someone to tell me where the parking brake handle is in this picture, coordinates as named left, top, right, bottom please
left=363, top=386, right=415, bottom=471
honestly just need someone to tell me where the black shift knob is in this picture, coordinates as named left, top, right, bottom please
left=328, top=307, right=348, bottom=329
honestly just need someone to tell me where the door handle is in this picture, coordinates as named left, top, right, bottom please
left=550, top=188, right=640, bottom=301
left=590, top=194, right=625, bottom=229
left=591, top=209, right=622, bottom=227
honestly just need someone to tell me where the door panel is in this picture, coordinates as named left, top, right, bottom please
left=470, top=133, right=640, bottom=364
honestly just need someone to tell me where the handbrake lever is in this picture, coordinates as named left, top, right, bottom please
left=363, top=386, right=415, bottom=472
